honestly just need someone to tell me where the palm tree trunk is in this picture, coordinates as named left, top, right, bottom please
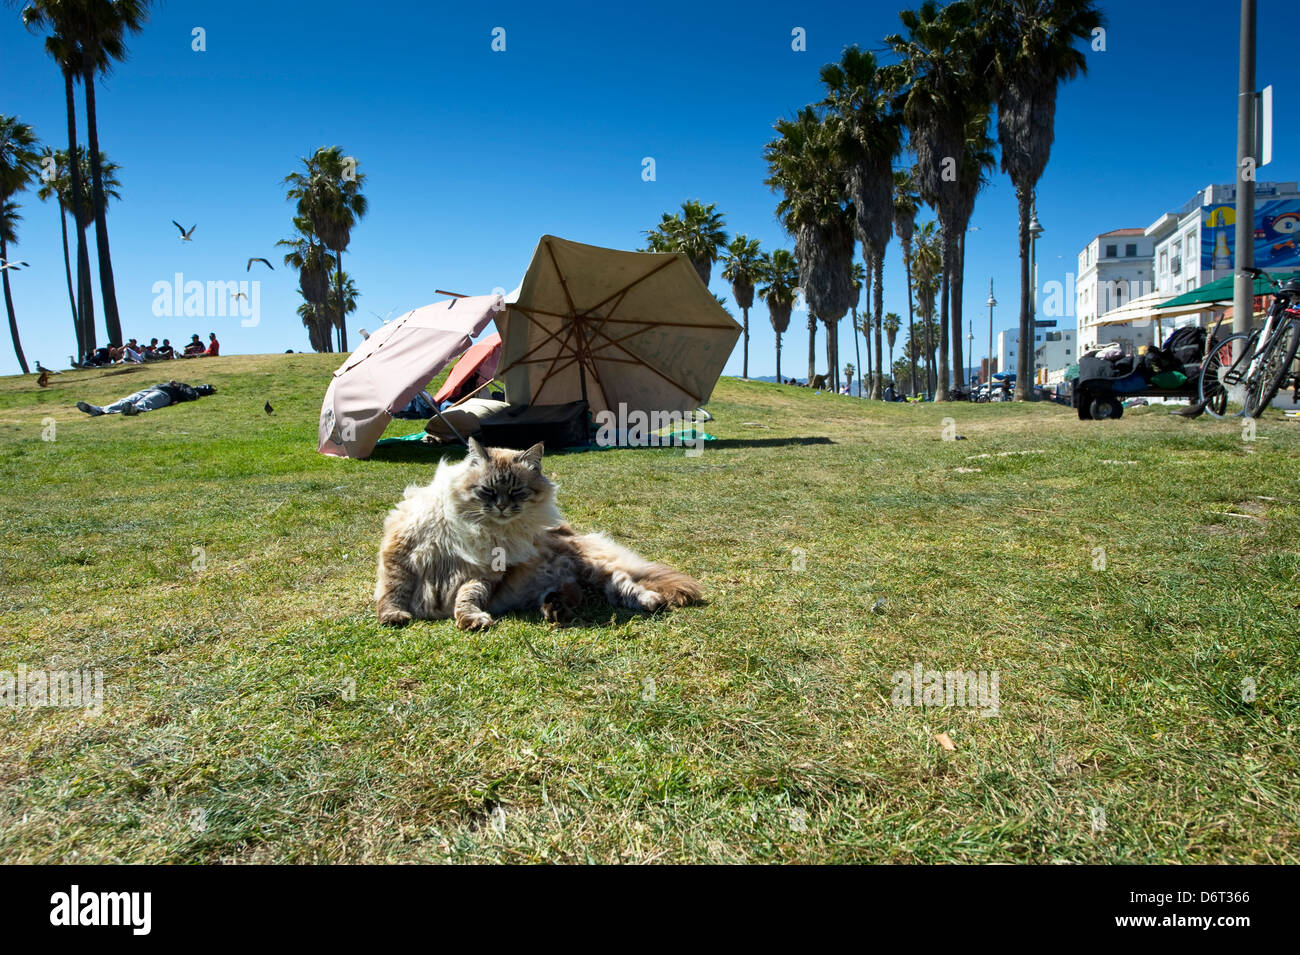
left=904, top=241, right=917, bottom=397
left=775, top=332, right=782, bottom=383
left=1015, top=186, right=1033, bottom=400
left=82, top=67, right=122, bottom=347
left=742, top=306, right=749, bottom=378
left=1, top=234, right=30, bottom=374
left=63, top=70, right=94, bottom=352
left=952, top=230, right=966, bottom=396
left=873, top=258, right=884, bottom=399
left=807, top=316, right=816, bottom=384
left=336, top=249, right=348, bottom=353
left=58, top=204, right=80, bottom=357
left=825, top=321, right=835, bottom=391
left=937, top=222, right=953, bottom=401
left=77, top=226, right=96, bottom=348
left=852, top=308, right=862, bottom=397
left=863, top=313, right=872, bottom=394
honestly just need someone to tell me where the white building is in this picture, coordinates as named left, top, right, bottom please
left=1075, top=228, right=1156, bottom=352
left=1034, top=329, right=1077, bottom=383
left=996, top=326, right=1052, bottom=379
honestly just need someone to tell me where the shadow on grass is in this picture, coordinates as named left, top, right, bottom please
left=708, top=436, right=833, bottom=450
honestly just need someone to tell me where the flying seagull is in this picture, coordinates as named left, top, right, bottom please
left=232, top=292, right=249, bottom=301
left=247, top=257, right=274, bottom=272
left=0, top=260, right=29, bottom=272
left=172, top=221, right=196, bottom=241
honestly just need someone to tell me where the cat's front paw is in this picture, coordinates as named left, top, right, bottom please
left=455, top=610, right=494, bottom=631
left=378, top=607, right=413, bottom=627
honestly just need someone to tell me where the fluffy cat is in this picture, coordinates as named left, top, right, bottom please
left=374, top=438, right=701, bottom=628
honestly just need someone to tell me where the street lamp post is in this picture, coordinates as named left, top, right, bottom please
left=968, top=322, right=975, bottom=393
left=1028, top=207, right=1044, bottom=389
left=986, top=279, right=997, bottom=386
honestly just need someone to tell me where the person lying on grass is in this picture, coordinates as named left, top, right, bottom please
left=75, top=380, right=216, bottom=417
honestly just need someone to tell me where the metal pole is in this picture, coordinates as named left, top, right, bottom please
left=1233, top=0, right=1257, bottom=336
left=987, top=279, right=995, bottom=384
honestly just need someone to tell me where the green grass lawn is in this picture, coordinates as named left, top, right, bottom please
left=1, top=353, right=1297, bottom=863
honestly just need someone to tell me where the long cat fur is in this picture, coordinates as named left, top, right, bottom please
left=374, top=438, right=701, bottom=628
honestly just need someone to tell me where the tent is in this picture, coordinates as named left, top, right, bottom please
left=317, top=293, right=503, bottom=458
left=493, top=235, right=741, bottom=416
left=433, top=332, right=501, bottom=405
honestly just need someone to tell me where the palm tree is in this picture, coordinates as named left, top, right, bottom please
left=765, top=106, right=856, bottom=393
left=889, top=0, right=990, bottom=399
left=43, top=147, right=120, bottom=359
left=278, top=217, right=334, bottom=352
left=760, top=248, right=798, bottom=383
left=21, top=5, right=95, bottom=352
left=36, top=148, right=117, bottom=357
left=722, top=234, right=763, bottom=378
left=821, top=46, right=903, bottom=401
left=884, top=312, right=901, bottom=380
left=893, top=168, right=921, bottom=396
left=850, top=260, right=866, bottom=396
left=949, top=111, right=997, bottom=392
left=912, top=220, right=942, bottom=394
left=0, top=115, right=40, bottom=373
left=23, top=0, right=150, bottom=348
left=644, top=200, right=728, bottom=287
left=34, top=148, right=77, bottom=334
left=985, top=0, right=1103, bottom=399
left=285, top=146, right=367, bottom=352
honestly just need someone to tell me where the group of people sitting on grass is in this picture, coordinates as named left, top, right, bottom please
left=77, top=333, right=219, bottom=367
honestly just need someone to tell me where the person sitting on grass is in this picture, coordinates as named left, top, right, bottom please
left=182, top=334, right=205, bottom=356
left=75, top=380, right=216, bottom=417
left=155, top=338, right=175, bottom=359
left=204, top=332, right=220, bottom=356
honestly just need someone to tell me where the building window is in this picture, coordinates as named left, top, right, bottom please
left=1105, top=244, right=1118, bottom=258
left=1126, top=243, right=1137, bottom=257
left=1160, top=251, right=1168, bottom=274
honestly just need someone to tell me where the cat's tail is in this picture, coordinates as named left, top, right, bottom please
left=571, top=531, right=702, bottom=612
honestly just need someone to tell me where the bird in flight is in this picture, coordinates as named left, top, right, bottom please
left=232, top=292, right=249, bottom=302
left=247, top=257, right=274, bottom=272
left=0, top=259, right=29, bottom=272
left=172, top=221, right=197, bottom=241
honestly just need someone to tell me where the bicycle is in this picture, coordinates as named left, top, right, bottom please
left=1197, top=268, right=1300, bottom=418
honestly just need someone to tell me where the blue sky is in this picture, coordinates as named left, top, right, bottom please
left=1, top=0, right=1297, bottom=378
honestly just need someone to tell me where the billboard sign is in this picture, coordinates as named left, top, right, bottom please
left=1201, top=199, right=1300, bottom=272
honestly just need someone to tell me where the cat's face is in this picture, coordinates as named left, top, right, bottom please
left=455, top=439, right=553, bottom=525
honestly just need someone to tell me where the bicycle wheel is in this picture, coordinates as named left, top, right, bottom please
left=1199, top=333, right=1254, bottom=418
left=1247, top=319, right=1300, bottom=417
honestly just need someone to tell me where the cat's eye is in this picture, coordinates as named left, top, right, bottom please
left=474, top=487, right=494, bottom=501
left=510, top=489, right=531, bottom=501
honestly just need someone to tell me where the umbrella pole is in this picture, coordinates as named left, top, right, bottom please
left=430, top=405, right=469, bottom=446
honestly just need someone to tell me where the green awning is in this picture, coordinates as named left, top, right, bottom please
left=1157, top=272, right=1291, bottom=310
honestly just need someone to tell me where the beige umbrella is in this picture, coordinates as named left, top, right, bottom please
left=493, top=235, right=741, bottom=416
left=317, top=293, right=504, bottom=458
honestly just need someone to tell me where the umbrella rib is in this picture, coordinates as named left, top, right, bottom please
left=577, top=256, right=683, bottom=317
left=495, top=304, right=580, bottom=375
left=584, top=327, right=703, bottom=403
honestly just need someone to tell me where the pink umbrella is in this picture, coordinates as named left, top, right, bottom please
left=317, top=293, right=504, bottom=458
left=432, top=331, right=502, bottom=405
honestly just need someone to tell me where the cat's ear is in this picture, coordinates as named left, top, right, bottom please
left=516, top=442, right=544, bottom=470
left=465, top=436, right=487, bottom=464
